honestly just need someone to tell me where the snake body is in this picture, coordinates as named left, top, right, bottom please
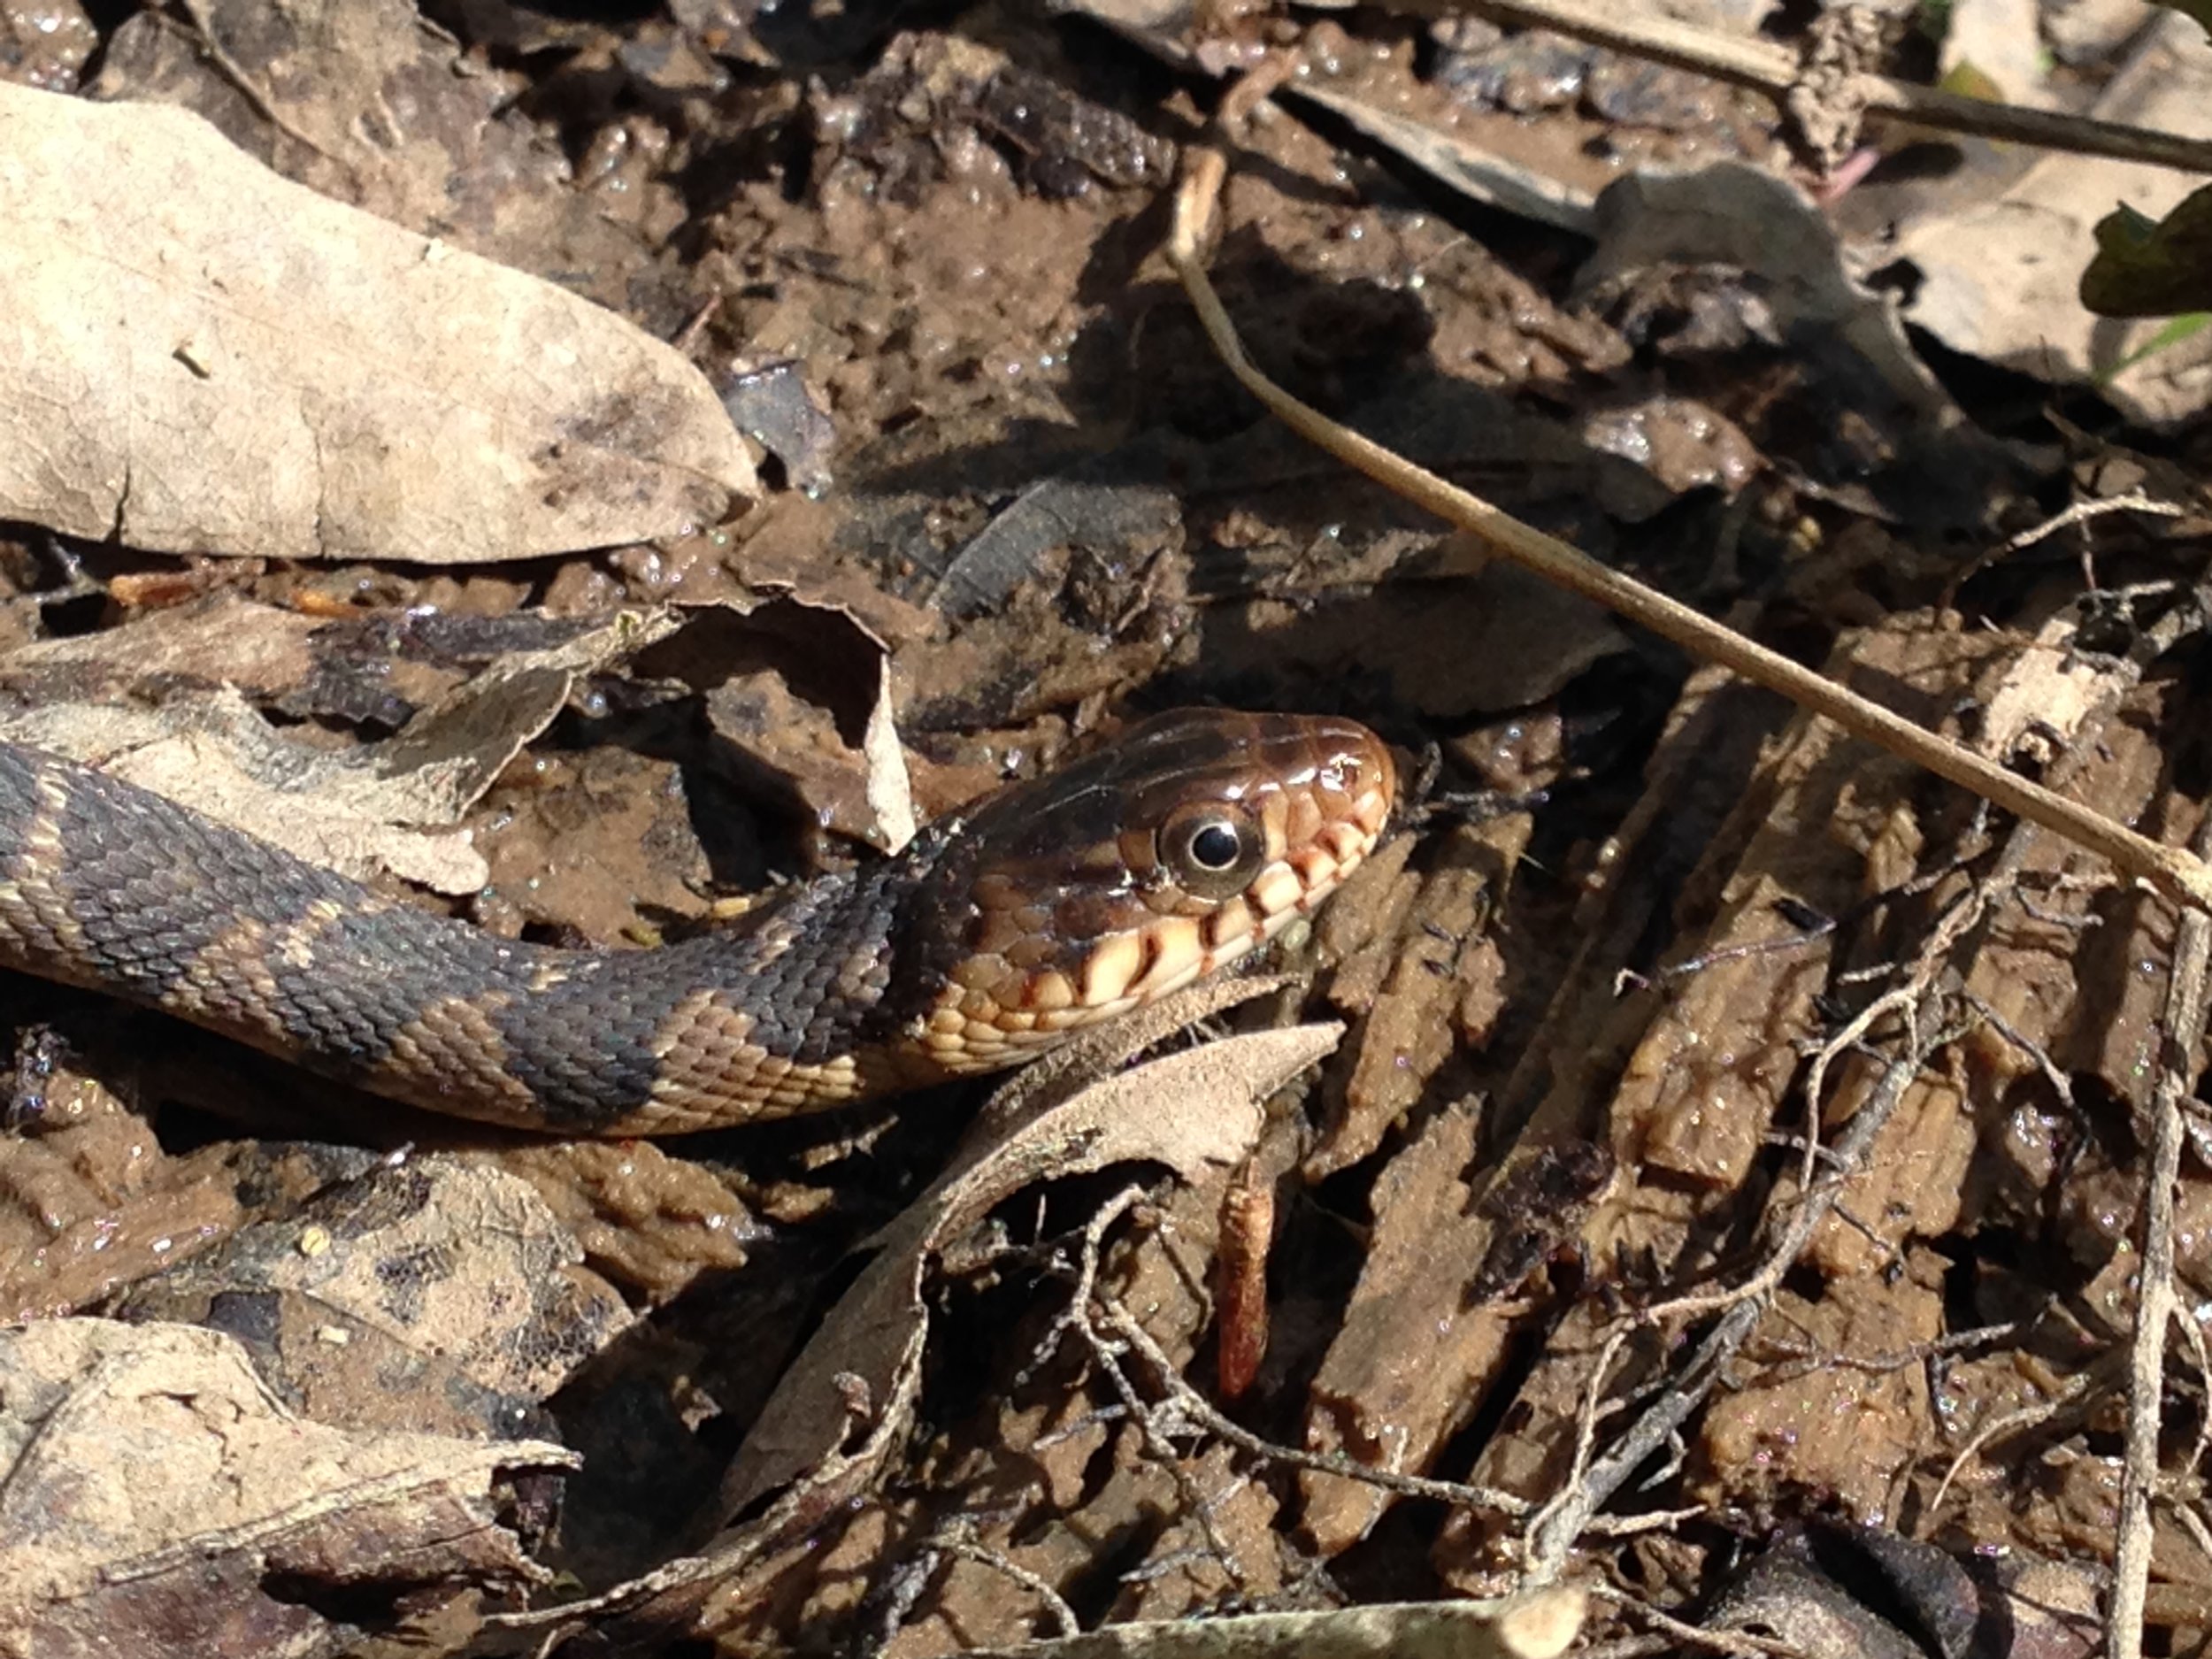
left=0, top=710, right=1394, bottom=1134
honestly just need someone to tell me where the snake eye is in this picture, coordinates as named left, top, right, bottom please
left=1188, top=821, right=1241, bottom=870
left=1160, top=805, right=1266, bottom=899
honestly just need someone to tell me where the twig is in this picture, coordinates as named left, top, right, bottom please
left=1453, top=0, right=2212, bottom=175
left=1056, top=1188, right=1260, bottom=1592
left=1617, top=887, right=1984, bottom=1343
left=1523, top=964, right=1953, bottom=1578
left=2174, top=1313, right=2212, bottom=1479
left=1090, top=1294, right=1533, bottom=1517
left=1755, top=1318, right=2027, bottom=1383
left=2110, top=815, right=2212, bottom=1659
left=1520, top=1327, right=1631, bottom=1557
left=1926, top=1357, right=2106, bottom=1518
left=2172, top=1500, right=2212, bottom=1571
left=1945, top=491, right=2191, bottom=603
left=1583, top=1583, right=1810, bottom=1658
left=926, top=1537, right=1083, bottom=1639
left=1958, top=992, right=2077, bottom=1112
left=1068, top=1252, right=1535, bottom=1521
left=1163, top=152, right=2212, bottom=913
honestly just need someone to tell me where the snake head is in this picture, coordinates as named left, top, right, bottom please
left=902, top=709, right=1395, bottom=1071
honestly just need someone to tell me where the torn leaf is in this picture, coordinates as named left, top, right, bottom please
left=0, top=1318, right=577, bottom=1655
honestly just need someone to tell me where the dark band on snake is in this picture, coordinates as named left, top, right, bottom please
left=0, top=710, right=1394, bottom=1135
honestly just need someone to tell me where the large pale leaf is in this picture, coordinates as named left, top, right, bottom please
left=0, top=84, right=756, bottom=563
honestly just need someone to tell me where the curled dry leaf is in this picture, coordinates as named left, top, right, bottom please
left=637, top=595, right=918, bottom=851
left=0, top=606, right=679, bottom=894
left=0, top=1318, right=577, bottom=1657
left=718, top=1002, right=1339, bottom=1516
left=508, top=984, right=1336, bottom=1639
left=0, top=84, right=756, bottom=565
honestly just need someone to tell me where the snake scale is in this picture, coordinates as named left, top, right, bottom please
left=0, top=710, right=1394, bottom=1135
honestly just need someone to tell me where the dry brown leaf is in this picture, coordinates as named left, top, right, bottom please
left=0, top=607, right=678, bottom=894
left=0, top=1318, right=577, bottom=1656
left=717, top=1008, right=1335, bottom=1516
left=1890, top=12, right=2212, bottom=421
left=0, top=595, right=330, bottom=710
left=0, top=83, right=756, bottom=565
left=1579, top=165, right=1995, bottom=490
left=635, top=595, right=918, bottom=851
left=1289, top=85, right=1596, bottom=234
left=116, top=1155, right=635, bottom=1425
left=93, top=0, right=662, bottom=299
left=504, top=988, right=1337, bottom=1640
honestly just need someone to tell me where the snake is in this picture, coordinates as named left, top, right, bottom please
left=0, top=709, right=1394, bottom=1135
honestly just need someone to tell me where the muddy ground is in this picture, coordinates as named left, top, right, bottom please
left=3, top=0, right=2210, bottom=1655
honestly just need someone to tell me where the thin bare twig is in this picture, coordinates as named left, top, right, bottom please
left=2000, top=493, right=2190, bottom=556
left=1522, top=955, right=1955, bottom=1578
left=2110, top=814, right=2212, bottom=1659
left=925, top=1537, right=1082, bottom=1639
left=1584, top=1583, right=1810, bottom=1658
left=1520, top=1327, right=1631, bottom=1557
left=2172, top=1500, right=2212, bottom=1571
left=1927, top=1359, right=2105, bottom=1518
left=2175, top=1315, right=2212, bottom=1480
left=1617, top=888, right=1985, bottom=1343
left=1056, top=1199, right=1533, bottom=1520
left=1057, top=1188, right=1258, bottom=1594
left=1452, top=0, right=2212, bottom=175
left=1945, top=491, right=2192, bottom=602
left=1089, top=1294, right=1534, bottom=1519
left=1959, top=991, right=2078, bottom=1112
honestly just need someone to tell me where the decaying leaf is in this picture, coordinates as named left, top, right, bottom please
left=91, top=0, right=664, bottom=298
left=1289, top=85, right=1595, bottom=234
left=0, top=1318, right=577, bottom=1657
left=1580, top=163, right=2021, bottom=526
left=1883, top=11, right=2212, bottom=419
left=635, top=594, right=918, bottom=850
left=0, top=607, right=679, bottom=893
left=0, top=83, right=756, bottom=565
left=2150, top=0, right=2212, bottom=40
left=115, top=1155, right=635, bottom=1434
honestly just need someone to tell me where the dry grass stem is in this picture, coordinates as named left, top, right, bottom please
left=1455, top=0, right=2212, bottom=174
left=1164, top=147, right=2212, bottom=913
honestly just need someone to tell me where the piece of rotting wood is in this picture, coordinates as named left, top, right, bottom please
left=1161, top=139, right=2212, bottom=915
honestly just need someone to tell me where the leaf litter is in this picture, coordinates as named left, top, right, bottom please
left=0, top=3, right=2208, bottom=1656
